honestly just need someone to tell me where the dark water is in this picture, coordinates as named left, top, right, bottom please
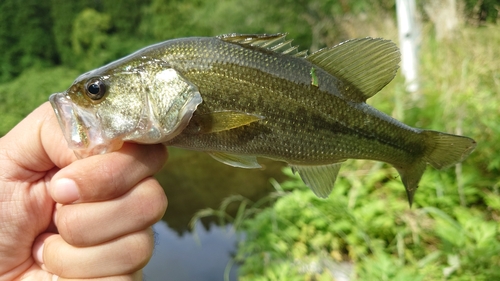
left=144, top=221, right=239, bottom=281
left=144, top=147, right=289, bottom=281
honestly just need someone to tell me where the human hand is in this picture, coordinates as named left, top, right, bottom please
left=0, top=103, right=168, bottom=280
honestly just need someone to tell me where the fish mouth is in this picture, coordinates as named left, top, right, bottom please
left=49, top=93, right=122, bottom=158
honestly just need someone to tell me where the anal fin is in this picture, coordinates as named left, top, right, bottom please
left=290, top=163, right=343, bottom=198
left=395, top=161, right=427, bottom=207
left=208, top=152, right=262, bottom=169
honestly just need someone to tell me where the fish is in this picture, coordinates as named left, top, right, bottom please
left=49, top=33, right=477, bottom=205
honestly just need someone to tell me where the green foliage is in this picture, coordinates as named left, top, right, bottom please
left=232, top=164, right=500, bottom=280
left=100, top=0, right=151, bottom=36
left=0, top=0, right=151, bottom=79
left=50, top=1, right=152, bottom=72
left=0, top=67, right=78, bottom=136
left=415, top=25, right=500, bottom=177
left=139, top=0, right=395, bottom=51
left=49, top=0, right=93, bottom=68
left=0, top=0, right=57, bottom=82
left=71, top=9, right=112, bottom=71
left=463, top=0, right=500, bottom=23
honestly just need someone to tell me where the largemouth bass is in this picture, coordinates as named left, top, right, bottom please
left=49, top=33, right=476, bottom=205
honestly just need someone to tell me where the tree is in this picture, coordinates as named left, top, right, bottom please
left=0, top=0, right=57, bottom=82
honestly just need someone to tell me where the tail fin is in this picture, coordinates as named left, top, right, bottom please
left=422, top=131, right=477, bottom=169
left=397, top=131, right=476, bottom=207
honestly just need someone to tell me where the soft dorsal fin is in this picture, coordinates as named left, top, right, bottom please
left=218, top=33, right=308, bottom=58
left=307, top=38, right=400, bottom=101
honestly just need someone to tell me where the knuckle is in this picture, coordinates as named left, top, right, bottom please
left=77, top=157, right=124, bottom=201
left=57, top=207, right=87, bottom=246
left=43, top=236, right=67, bottom=276
left=136, top=178, right=167, bottom=224
left=122, top=229, right=155, bottom=271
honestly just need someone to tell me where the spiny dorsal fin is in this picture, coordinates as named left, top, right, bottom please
left=218, top=33, right=308, bottom=58
left=307, top=38, right=400, bottom=101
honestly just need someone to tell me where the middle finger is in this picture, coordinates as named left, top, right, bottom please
left=55, top=177, right=167, bottom=247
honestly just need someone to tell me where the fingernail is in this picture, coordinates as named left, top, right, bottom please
left=52, top=274, right=59, bottom=281
left=53, top=178, right=80, bottom=203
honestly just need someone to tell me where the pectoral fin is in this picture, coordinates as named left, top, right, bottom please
left=290, top=163, right=343, bottom=198
left=190, top=111, right=264, bottom=134
left=208, top=152, right=262, bottom=169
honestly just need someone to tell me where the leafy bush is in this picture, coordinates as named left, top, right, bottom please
left=233, top=164, right=499, bottom=280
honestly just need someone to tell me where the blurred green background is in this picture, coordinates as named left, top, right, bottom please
left=1, top=0, right=499, bottom=280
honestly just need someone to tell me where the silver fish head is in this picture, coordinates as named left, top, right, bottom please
left=49, top=57, right=202, bottom=158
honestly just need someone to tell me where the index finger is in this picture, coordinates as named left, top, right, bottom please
left=50, top=142, right=167, bottom=204
left=0, top=102, right=76, bottom=182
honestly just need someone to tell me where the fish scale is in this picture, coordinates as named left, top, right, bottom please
left=49, top=33, right=476, bottom=205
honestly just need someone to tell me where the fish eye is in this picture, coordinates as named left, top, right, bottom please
left=85, top=79, right=106, bottom=100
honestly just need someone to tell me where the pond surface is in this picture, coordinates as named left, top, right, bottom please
left=144, top=221, right=239, bottom=281
left=143, top=147, right=289, bottom=280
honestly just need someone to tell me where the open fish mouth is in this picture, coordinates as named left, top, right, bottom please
left=49, top=93, right=121, bottom=158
